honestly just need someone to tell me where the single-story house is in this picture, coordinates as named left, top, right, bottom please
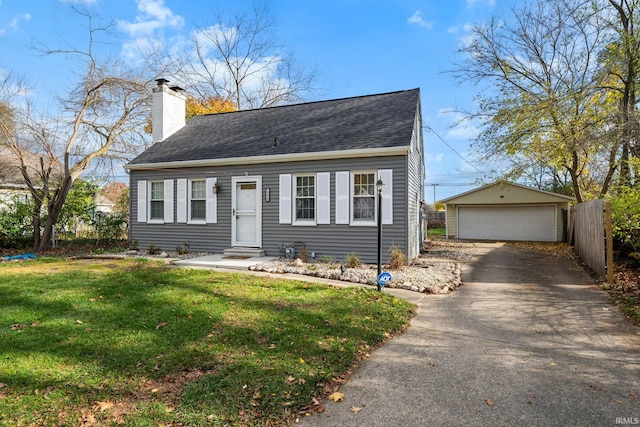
left=125, top=80, right=425, bottom=264
left=0, top=145, right=57, bottom=208
left=440, top=181, right=575, bottom=242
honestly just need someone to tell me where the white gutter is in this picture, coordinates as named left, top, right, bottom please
left=124, top=146, right=410, bottom=171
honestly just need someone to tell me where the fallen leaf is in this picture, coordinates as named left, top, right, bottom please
left=31, top=320, right=40, bottom=327
left=589, top=384, right=604, bottom=392
left=350, top=406, right=362, bottom=413
left=286, top=376, right=296, bottom=384
left=95, top=401, right=114, bottom=412
left=316, top=406, right=325, bottom=413
left=155, top=322, right=167, bottom=330
left=328, top=392, right=344, bottom=402
left=269, top=344, right=276, bottom=349
left=10, top=324, right=27, bottom=331
left=75, top=320, right=83, bottom=324
left=630, top=391, right=639, bottom=399
left=550, top=362, right=557, bottom=366
left=299, top=357, right=305, bottom=364
left=485, top=399, right=495, bottom=406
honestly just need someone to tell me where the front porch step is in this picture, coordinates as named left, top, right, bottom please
left=223, top=247, right=265, bottom=258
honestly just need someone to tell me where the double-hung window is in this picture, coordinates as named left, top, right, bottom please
left=189, top=179, right=206, bottom=221
left=149, top=181, right=164, bottom=220
left=294, top=174, right=315, bottom=224
left=352, top=172, right=376, bottom=223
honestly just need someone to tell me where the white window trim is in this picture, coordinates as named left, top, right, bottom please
left=350, top=170, right=377, bottom=226
left=148, top=180, right=165, bottom=224
left=187, top=178, right=207, bottom=225
left=292, top=173, right=317, bottom=226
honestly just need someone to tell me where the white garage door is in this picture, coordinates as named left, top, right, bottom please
left=458, top=205, right=556, bottom=241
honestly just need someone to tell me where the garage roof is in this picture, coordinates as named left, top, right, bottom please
left=440, top=181, right=575, bottom=205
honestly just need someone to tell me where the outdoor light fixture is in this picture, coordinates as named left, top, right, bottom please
left=376, top=178, right=384, bottom=291
left=265, top=188, right=270, bottom=202
left=214, top=182, right=221, bottom=194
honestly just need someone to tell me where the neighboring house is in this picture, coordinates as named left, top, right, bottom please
left=0, top=145, right=39, bottom=208
left=95, top=194, right=115, bottom=214
left=440, top=181, right=575, bottom=242
left=125, top=80, right=426, bottom=263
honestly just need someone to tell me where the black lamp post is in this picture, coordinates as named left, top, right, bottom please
left=376, top=178, right=384, bottom=292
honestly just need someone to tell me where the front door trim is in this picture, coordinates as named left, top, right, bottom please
left=231, top=175, right=262, bottom=248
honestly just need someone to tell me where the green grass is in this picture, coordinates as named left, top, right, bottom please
left=0, top=258, right=415, bottom=426
left=427, top=227, right=446, bottom=238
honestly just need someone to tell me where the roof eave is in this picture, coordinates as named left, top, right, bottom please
left=125, top=146, right=410, bottom=171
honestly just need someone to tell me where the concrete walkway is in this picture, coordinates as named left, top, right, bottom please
left=299, top=242, right=640, bottom=426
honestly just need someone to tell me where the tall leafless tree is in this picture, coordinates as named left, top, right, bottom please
left=179, top=5, right=317, bottom=109
left=0, top=10, right=153, bottom=252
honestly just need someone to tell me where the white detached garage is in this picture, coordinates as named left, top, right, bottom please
left=440, top=182, right=575, bottom=242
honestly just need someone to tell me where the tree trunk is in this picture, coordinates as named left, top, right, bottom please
left=37, top=176, right=73, bottom=252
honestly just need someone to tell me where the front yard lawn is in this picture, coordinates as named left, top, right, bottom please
left=0, top=258, right=415, bottom=426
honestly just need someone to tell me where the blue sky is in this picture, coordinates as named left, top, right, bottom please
left=0, top=0, right=517, bottom=202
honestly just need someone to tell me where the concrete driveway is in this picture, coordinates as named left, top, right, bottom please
left=300, top=242, right=640, bottom=426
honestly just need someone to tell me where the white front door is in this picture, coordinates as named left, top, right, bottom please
left=232, top=176, right=262, bottom=247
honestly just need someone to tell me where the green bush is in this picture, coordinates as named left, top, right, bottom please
left=610, top=186, right=640, bottom=257
left=0, top=197, right=34, bottom=248
left=92, top=211, right=128, bottom=242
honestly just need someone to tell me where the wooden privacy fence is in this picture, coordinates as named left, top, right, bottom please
left=568, top=200, right=613, bottom=283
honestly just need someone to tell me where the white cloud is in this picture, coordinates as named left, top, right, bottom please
left=59, top=0, right=97, bottom=4
left=438, top=108, right=480, bottom=140
left=425, top=152, right=445, bottom=163
left=457, top=22, right=478, bottom=49
left=407, top=10, right=433, bottom=29
left=118, top=0, right=185, bottom=66
left=466, top=0, right=496, bottom=8
left=9, top=13, right=30, bottom=30
left=118, top=0, right=184, bottom=37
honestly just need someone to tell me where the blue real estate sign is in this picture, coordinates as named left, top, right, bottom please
left=377, top=272, right=392, bottom=287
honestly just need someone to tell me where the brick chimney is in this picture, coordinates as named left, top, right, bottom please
left=152, top=78, right=186, bottom=143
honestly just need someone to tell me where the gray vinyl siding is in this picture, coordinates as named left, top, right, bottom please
left=406, top=107, right=425, bottom=261
left=130, top=155, right=409, bottom=264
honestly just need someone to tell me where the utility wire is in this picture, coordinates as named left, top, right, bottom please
left=424, top=125, right=486, bottom=174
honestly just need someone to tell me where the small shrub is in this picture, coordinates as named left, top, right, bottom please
left=300, top=243, right=308, bottom=263
left=388, top=245, right=406, bottom=270
left=92, top=247, right=105, bottom=255
left=345, top=253, right=360, bottom=268
left=320, top=256, right=334, bottom=263
left=147, top=243, right=162, bottom=255
left=129, top=240, right=139, bottom=250
left=176, top=242, right=190, bottom=255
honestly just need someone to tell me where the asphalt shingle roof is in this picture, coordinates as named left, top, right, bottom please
left=128, top=88, right=420, bottom=166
